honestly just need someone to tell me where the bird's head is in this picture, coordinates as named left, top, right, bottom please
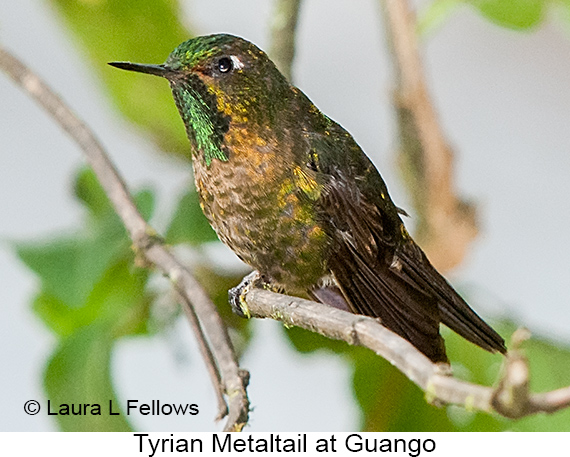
left=110, top=34, right=291, bottom=165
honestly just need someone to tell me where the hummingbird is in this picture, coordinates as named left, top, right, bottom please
left=110, top=34, right=506, bottom=363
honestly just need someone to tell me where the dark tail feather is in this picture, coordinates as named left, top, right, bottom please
left=326, top=239, right=505, bottom=362
left=329, top=244, right=449, bottom=363
left=431, top=281, right=506, bottom=353
left=399, top=243, right=507, bottom=355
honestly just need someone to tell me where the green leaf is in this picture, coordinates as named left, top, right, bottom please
left=74, top=168, right=112, bottom=220
left=31, top=255, right=151, bottom=338
left=134, top=189, right=156, bottom=223
left=16, top=169, right=154, bottom=310
left=48, top=0, right=193, bottom=157
left=285, top=325, right=351, bottom=355
left=417, top=0, right=463, bottom=37
left=418, top=0, right=548, bottom=34
left=44, top=325, right=133, bottom=432
left=87, top=258, right=152, bottom=338
left=16, top=167, right=154, bottom=430
left=508, top=335, right=570, bottom=431
left=75, top=167, right=155, bottom=225
left=551, top=0, right=570, bottom=34
left=165, top=188, right=219, bottom=245
left=352, top=347, right=457, bottom=431
left=467, top=0, right=545, bottom=30
left=17, top=237, right=124, bottom=310
left=34, top=240, right=151, bottom=432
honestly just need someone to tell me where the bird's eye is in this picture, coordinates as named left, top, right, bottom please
left=217, top=57, right=233, bottom=74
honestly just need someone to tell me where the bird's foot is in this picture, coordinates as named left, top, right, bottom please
left=229, top=270, right=265, bottom=319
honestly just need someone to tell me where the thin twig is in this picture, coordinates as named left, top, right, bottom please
left=269, top=0, right=303, bottom=81
left=151, top=246, right=249, bottom=430
left=176, top=290, right=227, bottom=420
left=244, top=287, right=570, bottom=419
left=0, top=46, right=249, bottom=432
left=381, top=0, right=478, bottom=272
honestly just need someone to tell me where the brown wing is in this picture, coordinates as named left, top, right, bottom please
left=303, top=124, right=506, bottom=362
left=318, top=172, right=448, bottom=362
left=396, top=240, right=507, bottom=354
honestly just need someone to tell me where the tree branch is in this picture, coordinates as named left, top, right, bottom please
left=0, top=46, right=250, bottom=432
left=244, top=287, right=570, bottom=419
left=269, top=0, right=303, bottom=81
left=381, top=0, right=477, bottom=272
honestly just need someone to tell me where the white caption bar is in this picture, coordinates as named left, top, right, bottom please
left=1, top=432, right=564, bottom=457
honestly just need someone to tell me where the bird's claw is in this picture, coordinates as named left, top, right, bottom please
left=229, top=270, right=263, bottom=319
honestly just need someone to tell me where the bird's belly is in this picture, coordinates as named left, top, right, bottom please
left=193, top=156, right=330, bottom=294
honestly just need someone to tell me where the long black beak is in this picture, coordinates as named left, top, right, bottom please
left=108, top=61, right=172, bottom=78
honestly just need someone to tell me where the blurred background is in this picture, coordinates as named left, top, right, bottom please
left=1, top=0, right=570, bottom=431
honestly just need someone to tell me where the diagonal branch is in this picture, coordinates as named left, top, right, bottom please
left=269, top=0, right=303, bottom=81
left=244, top=287, right=570, bottom=419
left=380, top=0, right=478, bottom=272
left=0, top=46, right=249, bottom=432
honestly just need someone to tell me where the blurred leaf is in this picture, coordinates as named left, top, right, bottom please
left=74, top=166, right=113, bottom=219
left=352, top=346, right=457, bottom=431
left=165, top=188, right=219, bottom=245
left=29, top=256, right=151, bottom=338
left=286, top=325, right=350, bottom=355
left=17, top=237, right=124, bottom=310
left=48, top=0, right=193, bottom=157
left=552, top=0, right=570, bottom=34
left=44, top=325, right=132, bottom=431
left=34, top=256, right=152, bottom=338
left=74, top=168, right=155, bottom=222
left=417, top=0, right=463, bottom=37
left=417, top=0, right=550, bottom=33
left=16, top=169, right=154, bottom=310
left=508, top=335, right=570, bottom=431
left=15, top=168, right=154, bottom=430
left=467, top=0, right=545, bottom=30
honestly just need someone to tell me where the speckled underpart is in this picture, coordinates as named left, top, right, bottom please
left=192, top=124, right=330, bottom=295
left=164, top=35, right=332, bottom=293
